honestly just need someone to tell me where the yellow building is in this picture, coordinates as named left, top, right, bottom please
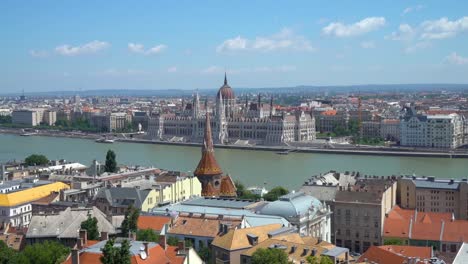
left=0, top=182, right=69, bottom=227
left=153, top=174, right=202, bottom=205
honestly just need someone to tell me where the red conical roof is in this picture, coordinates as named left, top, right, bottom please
left=201, top=182, right=217, bottom=197
left=219, top=176, right=237, bottom=197
left=194, top=111, right=223, bottom=176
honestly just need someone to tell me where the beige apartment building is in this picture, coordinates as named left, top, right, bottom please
left=397, top=176, right=468, bottom=220
left=333, top=177, right=397, bottom=254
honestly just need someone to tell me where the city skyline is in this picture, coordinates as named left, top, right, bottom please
left=2, top=0, right=468, bottom=92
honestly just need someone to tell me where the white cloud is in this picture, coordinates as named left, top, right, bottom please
left=128, top=43, right=145, bottom=53
left=128, top=43, right=167, bottom=55
left=402, top=5, right=424, bottom=16
left=167, top=66, right=177, bottom=73
left=386, top=24, right=415, bottom=41
left=360, top=41, right=375, bottom=49
left=55, top=40, right=109, bottom=56
left=146, top=45, right=167, bottom=55
left=29, top=50, right=48, bottom=58
left=201, top=65, right=296, bottom=74
left=421, top=17, right=468, bottom=39
left=201, top=66, right=224, bottom=74
left=216, top=28, right=314, bottom=53
left=404, top=41, right=431, bottom=53
left=322, top=17, right=386, bottom=37
left=445, top=52, right=468, bottom=65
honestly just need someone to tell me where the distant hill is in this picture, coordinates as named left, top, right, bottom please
left=1, top=83, right=468, bottom=97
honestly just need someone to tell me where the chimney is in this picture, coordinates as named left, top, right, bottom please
left=129, top=232, right=137, bottom=241
left=178, top=241, right=186, bottom=253
left=71, top=249, right=80, bottom=264
left=143, top=242, right=149, bottom=257
left=159, top=234, right=166, bottom=249
left=77, top=238, right=83, bottom=250
left=79, top=230, right=87, bottom=246
left=100, top=231, right=109, bottom=241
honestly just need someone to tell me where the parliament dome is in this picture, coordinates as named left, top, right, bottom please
left=217, top=73, right=235, bottom=100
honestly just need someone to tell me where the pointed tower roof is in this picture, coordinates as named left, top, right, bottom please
left=194, top=111, right=223, bottom=176
left=219, top=176, right=237, bottom=197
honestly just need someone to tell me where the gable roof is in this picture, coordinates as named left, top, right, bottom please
left=26, top=207, right=116, bottom=239
left=0, top=182, right=69, bottom=207
left=358, top=246, right=406, bottom=264
left=377, top=245, right=432, bottom=259
left=168, top=214, right=242, bottom=238
left=211, top=223, right=282, bottom=250
left=95, top=187, right=151, bottom=209
left=137, top=216, right=171, bottom=231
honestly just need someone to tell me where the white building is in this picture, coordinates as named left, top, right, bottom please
left=400, top=107, right=464, bottom=148
left=259, top=192, right=332, bottom=242
left=11, top=109, right=57, bottom=126
left=147, top=75, right=316, bottom=145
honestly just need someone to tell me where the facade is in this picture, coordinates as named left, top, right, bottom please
left=0, top=181, right=69, bottom=227
left=397, top=176, right=468, bottom=220
left=11, top=110, right=39, bottom=126
left=11, top=109, right=57, bottom=126
left=109, top=112, right=132, bottom=132
left=362, top=121, right=381, bottom=138
left=314, top=109, right=348, bottom=133
left=93, top=187, right=157, bottom=215
left=147, top=75, right=316, bottom=145
left=380, top=119, right=400, bottom=141
left=400, top=107, right=464, bottom=148
left=333, top=178, right=397, bottom=254
left=258, top=192, right=332, bottom=242
left=121, top=172, right=202, bottom=206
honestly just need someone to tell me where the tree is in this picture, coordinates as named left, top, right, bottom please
left=384, top=238, right=404, bottom=245
left=80, top=215, right=100, bottom=240
left=136, top=229, right=159, bottom=242
left=121, top=205, right=140, bottom=237
left=0, top=241, right=17, bottom=264
left=24, top=154, right=49, bottom=166
left=21, top=240, right=70, bottom=264
left=263, top=186, right=289, bottom=201
left=197, top=245, right=211, bottom=263
left=307, top=255, right=333, bottom=264
left=166, top=236, right=179, bottom=246
left=104, top=149, right=118, bottom=173
left=251, top=248, right=289, bottom=264
left=235, top=180, right=260, bottom=200
left=100, top=238, right=131, bottom=264
left=0, top=116, right=12, bottom=124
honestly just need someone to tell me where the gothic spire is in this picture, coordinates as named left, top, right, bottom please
left=224, top=72, right=228, bottom=85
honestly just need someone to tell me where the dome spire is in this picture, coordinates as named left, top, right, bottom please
left=224, top=72, right=228, bottom=85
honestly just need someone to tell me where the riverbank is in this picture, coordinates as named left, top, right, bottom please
left=1, top=127, right=467, bottom=158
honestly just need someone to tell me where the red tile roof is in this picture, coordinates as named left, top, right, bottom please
left=358, top=246, right=407, bottom=264
left=62, top=243, right=175, bottom=264
left=137, top=216, right=171, bottom=232
left=383, top=206, right=468, bottom=243
left=377, top=245, right=432, bottom=259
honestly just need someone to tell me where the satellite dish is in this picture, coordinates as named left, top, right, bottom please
left=140, top=251, right=147, bottom=260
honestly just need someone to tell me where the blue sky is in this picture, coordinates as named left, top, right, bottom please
left=1, top=0, right=468, bottom=92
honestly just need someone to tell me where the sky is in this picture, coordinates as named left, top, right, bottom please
left=1, top=0, right=468, bottom=92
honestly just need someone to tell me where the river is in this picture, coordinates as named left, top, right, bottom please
left=0, top=134, right=466, bottom=190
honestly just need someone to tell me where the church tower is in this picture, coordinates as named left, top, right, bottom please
left=194, top=111, right=236, bottom=197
